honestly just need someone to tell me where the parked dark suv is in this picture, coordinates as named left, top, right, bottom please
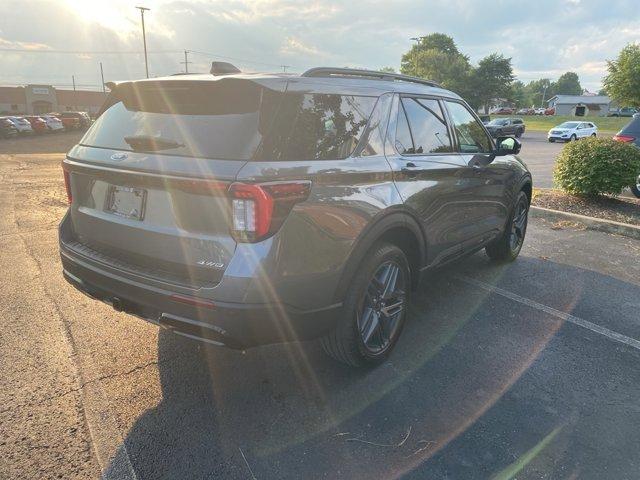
left=59, top=66, right=532, bottom=367
left=485, top=117, right=526, bottom=138
left=613, top=115, right=640, bottom=197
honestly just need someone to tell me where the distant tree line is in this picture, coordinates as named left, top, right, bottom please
left=379, top=33, right=623, bottom=110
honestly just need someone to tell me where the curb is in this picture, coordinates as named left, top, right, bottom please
left=530, top=206, right=640, bottom=240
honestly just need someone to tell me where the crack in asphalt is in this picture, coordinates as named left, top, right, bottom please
left=0, top=360, right=161, bottom=416
left=5, top=172, right=140, bottom=479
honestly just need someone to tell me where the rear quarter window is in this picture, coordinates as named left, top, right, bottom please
left=260, top=93, right=377, bottom=161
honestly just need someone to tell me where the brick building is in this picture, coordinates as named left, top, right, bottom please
left=0, top=84, right=107, bottom=115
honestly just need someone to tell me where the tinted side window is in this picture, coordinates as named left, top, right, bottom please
left=359, top=93, right=392, bottom=157
left=445, top=101, right=493, bottom=153
left=400, top=97, right=453, bottom=154
left=395, top=103, right=414, bottom=154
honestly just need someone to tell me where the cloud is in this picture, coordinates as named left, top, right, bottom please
left=0, top=38, right=50, bottom=50
left=0, top=0, right=638, bottom=90
left=280, top=37, right=325, bottom=57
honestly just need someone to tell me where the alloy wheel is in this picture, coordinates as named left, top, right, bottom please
left=357, top=261, right=406, bottom=354
left=510, top=198, right=528, bottom=252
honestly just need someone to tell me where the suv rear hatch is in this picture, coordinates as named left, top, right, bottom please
left=63, top=77, right=287, bottom=288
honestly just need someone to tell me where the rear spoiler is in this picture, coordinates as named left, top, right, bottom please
left=95, top=75, right=278, bottom=119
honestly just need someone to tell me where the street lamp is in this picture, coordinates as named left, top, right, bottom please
left=136, top=6, right=150, bottom=78
left=410, top=37, right=421, bottom=75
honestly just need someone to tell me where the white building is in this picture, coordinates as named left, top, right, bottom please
left=546, top=95, right=612, bottom=117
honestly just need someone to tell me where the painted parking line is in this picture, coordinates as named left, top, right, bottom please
left=455, top=275, right=640, bottom=352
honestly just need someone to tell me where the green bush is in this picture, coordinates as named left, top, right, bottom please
left=554, top=137, right=640, bottom=196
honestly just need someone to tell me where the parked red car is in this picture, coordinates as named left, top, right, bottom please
left=491, top=107, right=515, bottom=115
left=24, top=116, right=48, bottom=134
left=544, top=107, right=556, bottom=116
left=50, top=114, right=80, bottom=130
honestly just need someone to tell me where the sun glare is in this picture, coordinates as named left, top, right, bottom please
left=62, top=0, right=138, bottom=31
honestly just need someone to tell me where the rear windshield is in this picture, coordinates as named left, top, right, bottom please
left=81, top=80, right=376, bottom=161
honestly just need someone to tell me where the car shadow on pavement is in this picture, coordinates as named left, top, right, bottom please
left=103, top=254, right=640, bottom=480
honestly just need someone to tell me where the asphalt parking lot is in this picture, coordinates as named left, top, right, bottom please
left=517, top=131, right=564, bottom=189
left=1, top=133, right=640, bottom=479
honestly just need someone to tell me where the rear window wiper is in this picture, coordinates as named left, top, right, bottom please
left=124, top=135, right=184, bottom=152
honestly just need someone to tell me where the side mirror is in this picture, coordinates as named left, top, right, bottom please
left=495, top=136, right=521, bottom=156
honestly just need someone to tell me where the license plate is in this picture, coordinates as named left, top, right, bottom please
left=105, top=185, right=147, bottom=221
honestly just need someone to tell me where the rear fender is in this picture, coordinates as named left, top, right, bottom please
left=333, top=210, right=427, bottom=302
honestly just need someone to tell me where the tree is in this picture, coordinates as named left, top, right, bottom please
left=603, top=43, right=640, bottom=107
left=417, top=33, right=461, bottom=55
left=510, top=81, right=529, bottom=107
left=554, top=72, right=582, bottom=95
left=525, top=78, right=554, bottom=107
left=470, top=53, right=514, bottom=111
left=400, top=33, right=472, bottom=97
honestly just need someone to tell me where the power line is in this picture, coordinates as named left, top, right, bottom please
left=188, top=49, right=292, bottom=70
left=0, top=48, right=180, bottom=55
left=1, top=47, right=296, bottom=71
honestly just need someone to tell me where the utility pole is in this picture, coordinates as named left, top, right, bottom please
left=410, top=37, right=421, bottom=76
left=541, top=85, right=549, bottom=108
left=72, top=75, right=76, bottom=109
left=99, top=62, right=105, bottom=93
left=136, top=6, right=150, bottom=78
left=180, top=50, right=192, bottom=73
left=281, top=65, right=290, bottom=73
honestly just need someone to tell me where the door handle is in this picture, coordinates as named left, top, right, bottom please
left=402, top=162, right=418, bottom=170
left=401, top=162, right=419, bottom=175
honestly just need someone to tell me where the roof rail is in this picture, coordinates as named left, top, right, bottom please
left=301, top=67, right=441, bottom=88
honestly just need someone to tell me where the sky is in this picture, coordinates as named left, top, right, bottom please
left=0, top=0, right=639, bottom=92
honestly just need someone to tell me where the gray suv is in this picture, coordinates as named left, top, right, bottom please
left=59, top=66, right=532, bottom=367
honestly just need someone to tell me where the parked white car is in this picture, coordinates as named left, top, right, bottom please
left=534, top=107, right=546, bottom=115
left=6, top=116, right=34, bottom=135
left=40, top=115, right=65, bottom=132
left=548, top=121, right=598, bottom=142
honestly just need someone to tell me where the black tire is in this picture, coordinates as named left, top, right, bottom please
left=486, top=191, right=529, bottom=262
left=591, top=133, right=597, bottom=137
left=570, top=134, right=577, bottom=142
left=631, top=176, right=640, bottom=198
left=515, top=129, right=522, bottom=138
left=321, top=242, right=411, bottom=367
left=549, top=139, right=555, bottom=143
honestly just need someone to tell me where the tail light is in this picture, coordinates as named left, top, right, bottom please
left=613, top=134, right=636, bottom=143
left=62, top=162, right=72, bottom=204
left=228, top=181, right=311, bottom=242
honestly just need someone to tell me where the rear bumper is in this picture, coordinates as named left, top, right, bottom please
left=60, top=245, right=341, bottom=349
